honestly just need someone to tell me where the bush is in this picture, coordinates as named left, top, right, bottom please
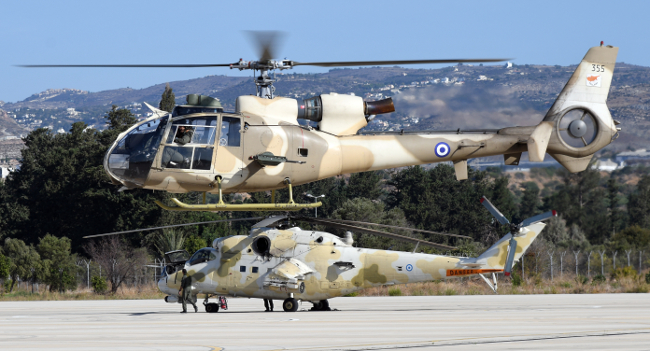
left=388, top=287, right=402, bottom=296
left=611, top=266, right=637, bottom=281
left=510, top=271, right=522, bottom=287
left=592, top=274, right=606, bottom=285
left=575, top=275, right=589, bottom=285
left=646, top=272, right=650, bottom=284
left=91, top=276, right=107, bottom=294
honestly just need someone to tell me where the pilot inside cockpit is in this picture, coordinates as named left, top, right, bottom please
left=162, top=125, right=195, bottom=168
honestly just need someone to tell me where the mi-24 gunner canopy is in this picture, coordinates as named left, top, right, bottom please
left=19, top=31, right=510, bottom=99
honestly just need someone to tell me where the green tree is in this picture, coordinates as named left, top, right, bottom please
left=629, top=175, right=650, bottom=229
left=332, top=198, right=412, bottom=251
left=152, top=229, right=186, bottom=258
left=37, top=234, right=78, bottom=292
left=387, top=165, right=495, bottom=245
left=1, top=106, right=182, bottom=250
left=0, top=252, right=10, bottom=281
left=346, top=171, right=384, bottom=201
left=489, top=176, right=517, bottom=222
left=542, top=167, right=607, bottom=243
left=518, top=182, right=540, bottom=221
left=3, top=238, right=40, bottom=292
left=607, top=178, right=624, bottom=235
left=159, top=83, right=176, bottom=113
left=184, top=234, right=207, bottom=255
left=610, top=225, right=650, bottom=251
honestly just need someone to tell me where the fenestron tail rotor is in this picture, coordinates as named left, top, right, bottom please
left=480, top=196, right=556, bottom=276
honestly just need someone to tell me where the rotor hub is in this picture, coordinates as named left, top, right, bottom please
left=568, top=119, right=587, bottom=138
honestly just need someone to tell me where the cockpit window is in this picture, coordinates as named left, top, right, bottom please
left=187, top=248, right=215, bottom=266
left=162, top=117, right=217, bottom=170
left=107, top=116, right=169, bottom=185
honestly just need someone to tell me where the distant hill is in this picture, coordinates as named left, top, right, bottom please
left=2, top=62, right=649, bottom=153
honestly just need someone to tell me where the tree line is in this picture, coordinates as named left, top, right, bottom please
left=1, top=85, right=650, bottom=293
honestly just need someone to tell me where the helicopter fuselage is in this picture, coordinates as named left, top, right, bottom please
left=105, top=90, right=617, bottom=196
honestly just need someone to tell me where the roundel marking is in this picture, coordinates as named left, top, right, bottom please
left=406, top=264, right=413, bottom=272
left=435, top=142, right=450, bottom=158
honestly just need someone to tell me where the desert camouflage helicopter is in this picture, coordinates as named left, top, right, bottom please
left=23, top=36, right=621, bottom=212
left=86, top=196, right=555, bottom=312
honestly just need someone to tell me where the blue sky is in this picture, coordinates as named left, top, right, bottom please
left=2, top=0, right=648, bottom=103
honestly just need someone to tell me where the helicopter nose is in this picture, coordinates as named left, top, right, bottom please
left=104, top=116, right=169, bottom=187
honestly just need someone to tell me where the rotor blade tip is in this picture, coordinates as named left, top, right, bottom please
left=552, top=210, right=557, bottom=216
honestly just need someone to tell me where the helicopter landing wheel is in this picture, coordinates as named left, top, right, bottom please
left=311, top=300, right=330, bottom=311
left=205, top=303, right=220, bottom=313
left=321, top=299, right=330, bottom=311
left=283, top=298, right=299, bottom=312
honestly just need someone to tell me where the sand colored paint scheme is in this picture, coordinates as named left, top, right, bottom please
left=104, top=45, right=620, bottom=211
left=157, top=217, right=547, bottom=312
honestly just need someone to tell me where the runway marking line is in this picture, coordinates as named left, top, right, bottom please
left=256, top=328, right=650, bottom=351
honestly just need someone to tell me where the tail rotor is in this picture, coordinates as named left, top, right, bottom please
left=480, top=196, right=556, bottom=276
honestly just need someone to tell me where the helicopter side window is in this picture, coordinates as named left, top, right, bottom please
left=219, top=117, right=241, bottom=147
left=162, top=117, right=217, bottom=170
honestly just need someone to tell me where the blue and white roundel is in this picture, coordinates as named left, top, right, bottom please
left=435, top=142, right=450, bottom=158
left=406, top=264, right=413, bottom=272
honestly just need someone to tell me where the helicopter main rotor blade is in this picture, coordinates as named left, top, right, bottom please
left=18, top=63, right=234, bottom=68
left=519, top=210, right=557, bottom=227
left=83, top=217, right=265, bottom=239
left=299, top=217, right=457, bottom=251
left=292, top=58, right=510, bottom=67
left=480, top=196, right=510, bottom=225
left=315, top=218, right=471, bottom=239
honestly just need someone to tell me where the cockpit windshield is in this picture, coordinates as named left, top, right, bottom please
left=106, top=116, right=169, bottom=185
left=187, top=248, right=217, bottom=266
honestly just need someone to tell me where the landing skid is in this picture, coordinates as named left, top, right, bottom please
left=155, top=177, right=322, bottom=212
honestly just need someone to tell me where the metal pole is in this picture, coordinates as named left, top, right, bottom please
left=547, top=251, right=554, bottom=281
left=613, top=251, right=618, bottom=270
left=637, top=251, right=642, bottom=270
left=598, top=250, right=606, bottom=276
left=588, top=251, right=592, bottom=277
left=573, top=250, right=580, bottom=276
left=626, top=250, right=632, bottom=267
left=560, top=251, right=566, bottom=278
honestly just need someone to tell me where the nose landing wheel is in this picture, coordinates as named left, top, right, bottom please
left=282, top=298, right=299, bottom=312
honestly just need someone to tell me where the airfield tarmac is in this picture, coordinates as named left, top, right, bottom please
left=0, top=294, right=648, bottom=351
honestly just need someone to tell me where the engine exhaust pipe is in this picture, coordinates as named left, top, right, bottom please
left=365, top=98, right=395, bottom=116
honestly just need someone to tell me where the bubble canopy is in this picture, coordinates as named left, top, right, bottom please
left=105, top=115, right=170, bottom=186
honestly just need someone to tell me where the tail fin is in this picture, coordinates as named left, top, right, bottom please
left=475, top=223, right=546, bottom=270
left=528, top=45, right=620, bottom=171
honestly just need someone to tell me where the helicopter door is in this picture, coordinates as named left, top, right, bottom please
left=156, top=116, right=218, bottom=191
left=214, top=116, right=243, bottom=182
